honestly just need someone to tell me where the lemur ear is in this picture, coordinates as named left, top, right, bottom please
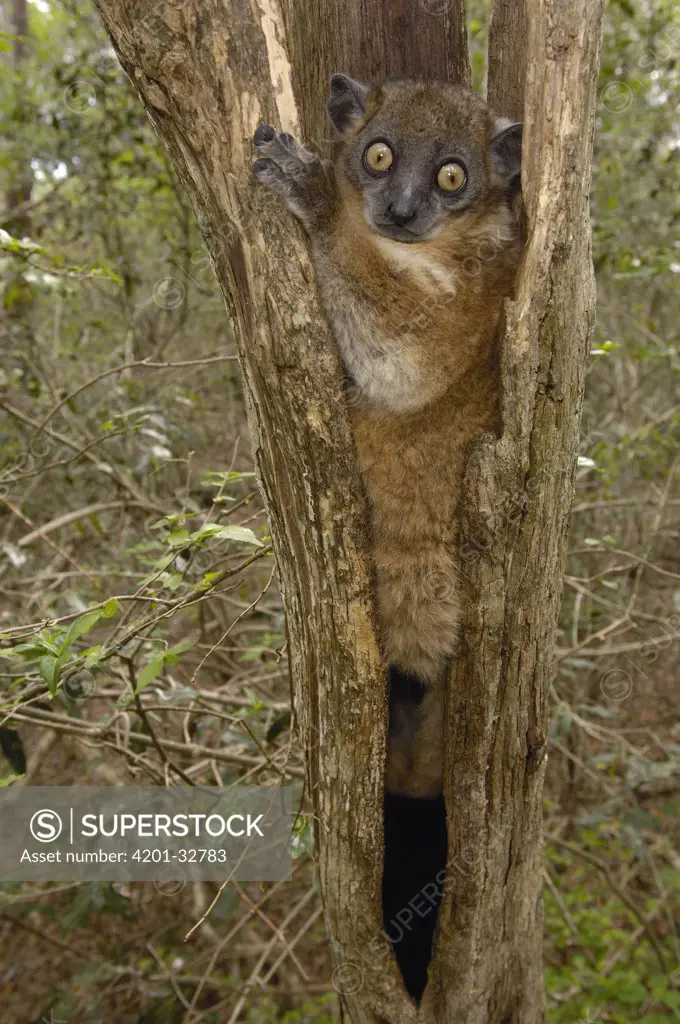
left=326, top=73, right=372, bottom=133
left=489, top=119, right=523, bottom=181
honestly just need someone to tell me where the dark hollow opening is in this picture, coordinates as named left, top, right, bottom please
left=382, top=668, right=449, bottom=1003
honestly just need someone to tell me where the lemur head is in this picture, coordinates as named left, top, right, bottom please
left=326, top=74, right=522, bottom=244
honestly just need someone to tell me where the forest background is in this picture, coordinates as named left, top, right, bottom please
left=0, top=0, right=678, bottom=1021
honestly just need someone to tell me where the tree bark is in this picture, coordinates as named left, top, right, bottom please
left=430, top=4, right=605, bottom=1022
left=91, top=1, right=604, bottom=1021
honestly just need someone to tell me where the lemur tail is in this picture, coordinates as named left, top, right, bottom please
left=383, top=668, right=448, bottom=1003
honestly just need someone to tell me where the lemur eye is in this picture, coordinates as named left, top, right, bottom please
left=363, top=141, right=394, bottom=174
left=437, top=161, right=467, bottom=192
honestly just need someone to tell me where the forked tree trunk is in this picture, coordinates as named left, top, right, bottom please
left=91, top=1, right=604, bottom=1021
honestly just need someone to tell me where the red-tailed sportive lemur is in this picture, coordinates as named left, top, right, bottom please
left=253, top=73, right=522, bottom=1002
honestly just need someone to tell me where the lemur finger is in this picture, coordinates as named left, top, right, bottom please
left=253, top=123, right=276, bottom=146
left=254, top=125, right=294, bottom=163
left=253, top=158, right=311, bottom=222
left=253, top=125, right=316, bottom=177
left=278, top=132, right=304, bottom=155
left=254, top=124, right=300, bottom=156
left=253, top=158, right=286, bottom=190
left=252, top=124, right=334, bottom=230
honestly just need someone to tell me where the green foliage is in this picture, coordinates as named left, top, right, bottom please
left=1, top=226, right=122, bottom=286
left=545, top=828, right=680, bottom=1022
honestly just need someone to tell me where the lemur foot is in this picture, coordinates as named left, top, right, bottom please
left=253, top=125, right=337, bottom=232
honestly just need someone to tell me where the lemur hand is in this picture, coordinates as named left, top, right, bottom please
left=253, top=125, right=337, bottom=234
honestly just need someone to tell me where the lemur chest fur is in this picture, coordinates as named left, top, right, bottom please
left=318, top=286, right=426, bottom=414
left=313, top=237, right=456, bottom=413
left=374, top=237, right=460, bottom=299
left=312, top=231, right=467, bottom=414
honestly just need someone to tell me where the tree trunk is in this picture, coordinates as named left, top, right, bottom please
left=431, top=4, right=604, bottom=1022
left=91, top=1, right=604, bottom=1021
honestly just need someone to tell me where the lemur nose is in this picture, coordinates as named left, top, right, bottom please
left=387, top=203, right=416, bottom=227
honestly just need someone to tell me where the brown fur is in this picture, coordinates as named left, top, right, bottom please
left=339, top=209, right=515, bottom=795
left=253, top=79, right=522, bottom=798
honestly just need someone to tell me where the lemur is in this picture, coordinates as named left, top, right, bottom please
left=253, top=74, right=522, bottom=1003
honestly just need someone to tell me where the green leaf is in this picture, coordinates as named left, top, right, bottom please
left=39, top=656, right=60, bottom=694
left=192, top=523, right=226, bottom=539
left=215, top=524, right=262, bottom=547
left=167, top=529, right=190, bottom=547
left=62, top=609, right=102, bottom=650
left=167, top=636, right=197, bottom=656
left=615, top=979, right=647, bottom=1005
left=0, top=772, right=22, bottom=786
left=161, top=572, right=183, bottom=591
left=134, top=655, right=166, bottom=693
left=83, top=645, right=105, bottom=668
left=102, top=598, right=119, bottom=618
left=15, top=639, right=60, bottom=658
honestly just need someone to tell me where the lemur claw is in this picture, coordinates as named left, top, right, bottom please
left=252, top=124, right=336, bottom=231
left=254, top=123, right=276, bottom=145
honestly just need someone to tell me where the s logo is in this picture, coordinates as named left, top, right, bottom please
left=30, top=809, right=63, bottom=843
